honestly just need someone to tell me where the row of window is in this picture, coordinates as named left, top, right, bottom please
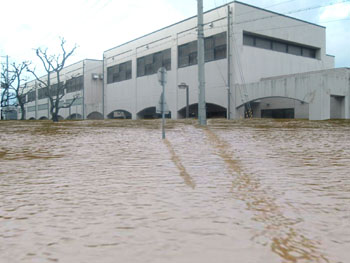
left=107, top=61, right=132, bottom=84
left=178, top=32, right=227, bottom=68
left=243, top=32, right=318, bottom=59
left=66, top=76, right=84, bottom=93
left=106, top=32, right=228, bottom=84
left=137, top=49, right=171, bottom=77
left=29, top=76, right=84, bottom=101
left=26, top=97, right=82, bottom=112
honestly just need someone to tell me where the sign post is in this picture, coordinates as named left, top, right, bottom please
left=157, top=67, right=167, bottom=139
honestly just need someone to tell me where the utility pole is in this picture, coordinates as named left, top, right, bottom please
left=197, top=0, right=206, bottom=125
left=227, top=6, right=232, bottom=120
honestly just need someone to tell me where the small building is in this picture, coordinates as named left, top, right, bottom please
left=23, top=59, right=103, bottom=120
left=102, top=0, right=335, bottom=120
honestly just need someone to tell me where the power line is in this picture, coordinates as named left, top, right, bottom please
left=234, top=0, right=350, bottom=25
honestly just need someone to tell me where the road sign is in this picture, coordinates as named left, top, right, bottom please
left=156, top=94, right=169, bottom=114
left=157, top=67, right=167, bottom=85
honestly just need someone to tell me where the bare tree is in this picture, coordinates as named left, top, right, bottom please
left=1, top=61, right=31, bottom=120
left=1, top=64, right=11, bottom=120
left=28, top=38, right=78, bottom=122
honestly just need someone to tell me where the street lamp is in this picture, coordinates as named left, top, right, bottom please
left=178, top=82, right=189, bottom=118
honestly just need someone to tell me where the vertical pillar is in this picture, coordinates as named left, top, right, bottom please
left=197, top=0, right=206, bottom=125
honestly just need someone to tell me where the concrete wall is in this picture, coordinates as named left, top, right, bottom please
left=235, top=68, right=350, bottom=120
left=103, top=1, right=334, bottom=119
left=83, top=60, right=103, bottom=119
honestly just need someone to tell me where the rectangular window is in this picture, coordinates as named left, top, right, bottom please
left=256, top=38, right=271, bottom=50
left=73, top=97, right=83, bottom=105
left=178, top=32, right=227, bottom=68
left=302, top=48, right=316, bottom=58
left=205, top=37, right=214, bottom=62
left=288, top=45, right=302, bottom=56
left=243, top=32, right=318, bottom=59
left=38, top=88, right=48, bottom=100
left=27, top=90, right=36, bottom=102
left=162, top=49, right=171, bottom=70
left=50, top=82, right=65, bottom=96
left=243, top=34, right=255, bottom=46
left=27, top=106, right=36, bottom=112
left=66, top=76, right=83, bottom=93
left=107, top=60, right=132, bottom=84
left=272, top=42, right=287, bottom=53
left=137, top=48, right=171, bottom=77
left=38, top=103, right=48, bottom=111
left=137, top=57, right=145, bottom=77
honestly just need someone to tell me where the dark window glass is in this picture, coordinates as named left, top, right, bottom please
left=178, top=32, right=227, bottom=68
left=38, top=88, right=48, bottom=99
left=66, top=76, right=83, bottom=93
left=137, top=57, right=145, bottom=77
left=243, top=34, right=255, bottom=46
left=27, top=90, right=36, bottom=102
left=243, top=32, right=318, bottom=59
left=256, top=37, right=271, bottom=50
left=162, top=49, right=171, bottom=70
left=302, top=48, right=316, bottom=58
left=272, top=42, right=287, bottom=53
left=107, top=61, right=132, bottom=83
left=214, top=45, right=227, bottom=60
left=205, top=37, right=214, bottom=62
left=189, top=52, right=197, bottom=65
left=137, top=48, right=171, bottom=77
left=288, top=45, right=302, bottom=56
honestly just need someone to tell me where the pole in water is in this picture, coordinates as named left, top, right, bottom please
left=157, top=67, right=167, bottom=139
left=161, top=86, right=165, bottom=140
left=197, top=0, right=206, bottom=125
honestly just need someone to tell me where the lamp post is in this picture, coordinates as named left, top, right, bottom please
left=178, top=82, right=189, bottom=118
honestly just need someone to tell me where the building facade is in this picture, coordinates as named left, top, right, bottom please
left=19, top=1, right=348, bottom=121
left=22, top=59, right=103, bottom=120
left=103, top=1, right=335, bottom=120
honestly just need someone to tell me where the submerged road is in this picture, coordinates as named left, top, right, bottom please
left=0, top=119, right=349, bottom=262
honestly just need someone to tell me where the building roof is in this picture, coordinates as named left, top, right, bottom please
left=104, top=0, right=325, bottom=53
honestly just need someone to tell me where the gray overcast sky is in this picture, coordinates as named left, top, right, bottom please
left=0, top=0, right=349, bottom=70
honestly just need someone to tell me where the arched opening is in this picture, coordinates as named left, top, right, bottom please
left=39, top=116, right=48, bottom=120
left=29, top=117, right=36, bottom=120
left=67, top=113, right=82, bottom=120
left=177, top=103, right=226, bottom=119
left=107, top=110, right=132, bottom=119
left=57, top=115, right=64, bottom=121
left=240, top=97, right=309, bottom=119
left=137, top=107, right=171, bottom=119
left=87, top=111, right=104, bottom=120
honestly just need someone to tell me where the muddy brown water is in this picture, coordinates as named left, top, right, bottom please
left=0, top=119, right=349, bottom=263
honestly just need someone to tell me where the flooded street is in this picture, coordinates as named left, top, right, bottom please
left=1, top=119, right=349, bottom=263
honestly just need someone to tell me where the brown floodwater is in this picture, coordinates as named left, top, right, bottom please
left=0, top=119, right=349, bottom=263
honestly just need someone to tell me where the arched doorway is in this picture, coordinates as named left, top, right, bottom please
left=107, top=110, right=132, bottom=119
left=137, top=107, right=171, bottom=119
left=177, top=103, right=226, bottom=119
left=87, top=111, right=104, bottom=120
left=240, top=97, right=309, bottom=119
left=67, top=113, right=82, bottom=120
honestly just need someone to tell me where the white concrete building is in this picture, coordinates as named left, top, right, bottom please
left=103, top=0, right=336, bottom=120
left=23, top=59, right=103, bottom=120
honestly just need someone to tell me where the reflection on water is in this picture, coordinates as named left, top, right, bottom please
left=0, top=119, right=349, bottom=263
